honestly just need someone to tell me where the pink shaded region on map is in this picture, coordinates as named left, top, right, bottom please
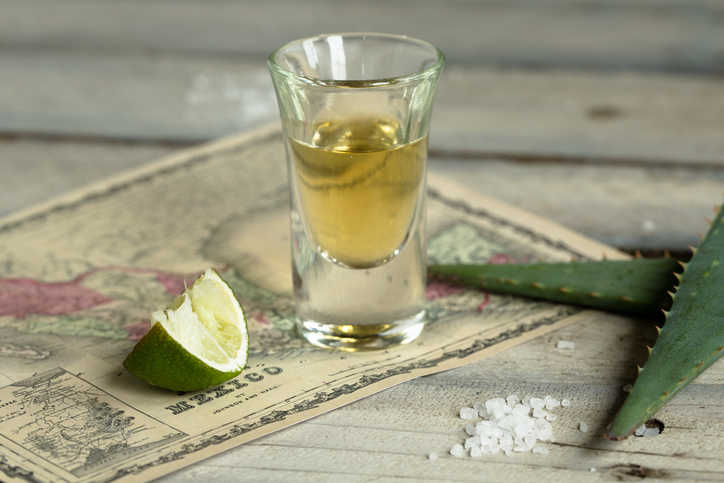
left=156, top=272, right=201, bottom=295
left=488, top=253, right=517, bottom=265
left=0, top=266, right=209, bottom=320
left=476, top=292, right=491, bottom=312
left=0, top=278, right=112, bottom=318
left=89, top=265, right=204, bottom=295
left=124, top=321, right=152, bottom=341
left=253, top=312, right=271, bottom=325
left=425, top=281, right=465, bottom=301
left=426, top=279, right=491, bottom=311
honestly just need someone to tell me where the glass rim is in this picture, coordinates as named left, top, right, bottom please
left=267, top=32, right=445, bottom=88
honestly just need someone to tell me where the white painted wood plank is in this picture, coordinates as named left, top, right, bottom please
left=434, top=66, right=724, bottom=165
left=428, top=157, right=720, bottom=251
left=2, top=0, right=723, bottom=73
left=0, top=139, right=176, bottom=217
left=0, top=52, right=278, bottom=141
left=1, top=52, right=722, bottom=165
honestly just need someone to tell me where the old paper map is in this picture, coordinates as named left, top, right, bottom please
left=0, top=125, right=624, bottom=483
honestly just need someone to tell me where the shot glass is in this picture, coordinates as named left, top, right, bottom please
left=268, top=33, right=444, bottom=351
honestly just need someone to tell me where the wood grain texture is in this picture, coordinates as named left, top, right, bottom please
left=1, top=52, right=723, bottom=165
left=434, top=66, right=724, bottom=165
left=0, top=51, right=277, bottom=141
left=428, top=157, right=721, bottom=251
left=0, top=139, right=175, bottom=217
left=2, top=0, right=723, bottom=73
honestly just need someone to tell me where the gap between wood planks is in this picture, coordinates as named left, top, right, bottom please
left=0, top=131, right=196, bottom=148
left=2, top=131, right=721, bottom=172
left=427, top=149, right=724, bottom=172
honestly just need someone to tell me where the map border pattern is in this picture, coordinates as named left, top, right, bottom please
left=0, top=454, right=42, bottom=483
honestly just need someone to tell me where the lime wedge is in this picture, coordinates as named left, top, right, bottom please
left=123, top=268, right=249, bottom=392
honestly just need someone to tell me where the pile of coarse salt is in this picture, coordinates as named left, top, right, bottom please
left=447, top=395, right=570, bottom=457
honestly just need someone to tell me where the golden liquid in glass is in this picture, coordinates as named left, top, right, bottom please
left=289, top=118, right=426, bottom=268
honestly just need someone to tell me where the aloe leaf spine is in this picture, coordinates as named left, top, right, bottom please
left=428, top=258, right=680, bottom=316
left=604, top=203, right=724, bottom=440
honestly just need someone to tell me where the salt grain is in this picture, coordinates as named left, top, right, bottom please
left=460, top=407, right=478, bottom=420
left=530, top=398, right=545, bottom=410
left=545, top=397, right=561, bottom=410
left=428, top=452, right=438, bottom=460
left=634, top=424, right=646, bottom=436
left=473, top=401, right=486, bottom=415
left=450, top=444, right=464, bottom=457
left=513, top=403, right=529, bottom=416
left=579, top=422, right=588, bottom=433
left=533, top=407, right=548, bottom=419
left=556, top=340, right=576, bottom=350
left=464, top=436, right=480, bottom=449
left=561, top=399, right=570, bottom=407
left=643, top=427, right=660, bottom=437
left=532, top=446, right=549, bottom=455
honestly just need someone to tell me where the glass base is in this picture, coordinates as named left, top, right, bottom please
left=296, top=310, right=426, bottom=352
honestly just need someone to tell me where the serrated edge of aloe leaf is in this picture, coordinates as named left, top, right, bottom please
left=604, top=204, right=724, bottom=440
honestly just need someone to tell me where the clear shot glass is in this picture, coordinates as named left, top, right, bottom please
left=268, top=33, right=444, bottom=351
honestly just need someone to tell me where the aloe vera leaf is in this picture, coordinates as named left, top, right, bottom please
left=604, top=209, right=724, bottom=440
left=427, top=258, right=681, bottom=316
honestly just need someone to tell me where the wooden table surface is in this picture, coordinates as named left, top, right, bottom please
left=2, top=1, right=724, bottom=481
